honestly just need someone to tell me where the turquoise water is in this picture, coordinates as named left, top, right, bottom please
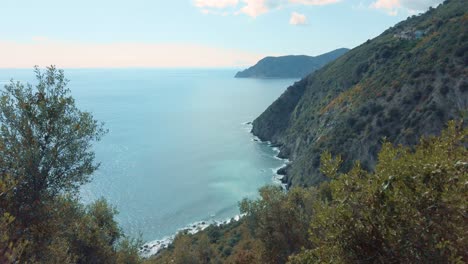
left=0, top=69, right=295, bottom=241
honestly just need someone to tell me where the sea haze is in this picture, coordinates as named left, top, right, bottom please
left=0, top=69, right=296, bottom=241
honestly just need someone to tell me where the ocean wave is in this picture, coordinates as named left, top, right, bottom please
left=271, top=162, right=288, bottom=189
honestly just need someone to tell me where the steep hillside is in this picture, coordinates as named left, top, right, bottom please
left=150, top=122, right=468, bottom=264
left=252, top=0, right=468, bottom=187
left=235, top=48, right=349, bottom=78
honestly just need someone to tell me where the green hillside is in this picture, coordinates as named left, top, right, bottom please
left=150, top=121, right=467, bottom=264
left=149, top=1, right=468, bottom=263
left=252, top=0, right=468, bottom=187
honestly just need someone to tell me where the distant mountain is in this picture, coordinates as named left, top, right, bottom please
left=235, top=48, right=349, bottom=79
left=252, top=0, right=468, bottom=187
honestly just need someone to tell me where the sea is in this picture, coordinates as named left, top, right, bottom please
left=0, top=68, right=296, bottom=248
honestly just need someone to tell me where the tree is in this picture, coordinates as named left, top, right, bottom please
left=290, top=121, right=468, bottom=264
left=0, top=67, right=144, bottom=263
left=0, top=173, right=27, bottom=263
left=239, top=186, right=316, bottom=264
left=0, top=66, right=106, bottom=213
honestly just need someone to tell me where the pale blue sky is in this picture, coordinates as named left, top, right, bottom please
left=0, top=0, right=443, bottom=67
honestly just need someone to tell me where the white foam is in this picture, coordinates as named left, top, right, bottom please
left=271, top=162, right=289, bottom=189
left=139, top=125, right=290, bottom=258
left=242, top=122, right=254, bottom=133
left=138, top=214, right=246, bottom=258
left=251, top=135, right=261, bottom=142
left=139, top=235, right=174, bottom=258
left=247, top=127, right=289, bottom=189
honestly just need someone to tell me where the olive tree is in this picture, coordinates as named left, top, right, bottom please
left=0, top=66, right=106, bottom=209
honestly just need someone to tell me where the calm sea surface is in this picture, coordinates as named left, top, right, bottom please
left=0, top=69, right=296, bottom=241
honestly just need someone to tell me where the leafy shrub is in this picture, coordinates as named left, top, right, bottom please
left=439, top=85, right=450, bottom=96
left=290, top=121, right=468, bottom=264
left=239, top=186, right=317, bottom=264
left=0, top=67, right=141, bottom=263
left=459, top=82, right=468, bottom=93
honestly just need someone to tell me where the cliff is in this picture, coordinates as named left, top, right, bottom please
left=252, top=0, right=468, bottom=187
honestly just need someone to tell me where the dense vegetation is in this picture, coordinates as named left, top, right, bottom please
left=151, top=121, right=467, bottom=263
left=152, top=1, right=468, bottom=262
left=252, top=0, right=468, bottom=187
left=234, top=48, right=349, bottom=78
left=0, top=67, right=141, bottom=263
left=2, top=1, right=466, bottom=263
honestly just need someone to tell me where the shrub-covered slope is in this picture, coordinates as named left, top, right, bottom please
left=253, top=0, right=468, bottom=187
left=150, top=122, right=468, bottom=264
left=235, top=48, right=349, bottom=78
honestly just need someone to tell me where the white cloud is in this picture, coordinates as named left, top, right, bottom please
left=240, top=0, right=283, bottom=17
left=370, top=0, right=400, bottom=15
left=370, top=0, right=443, bottom=15
left=194, top=0, right=239, bottom=8
left=290, top=0, right=340, bottom=5
left=289, top=12, right=307, bottom=25
left=194, top=0, right=442, bottom=18
left=194, top=0, right=340, bottom=17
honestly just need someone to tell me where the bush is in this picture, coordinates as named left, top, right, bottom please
left=239, top=186, right=317, bottom=264
left=386, top=107, right=401, bottom=122
left=439, top=85, right=450, bottom=96
left=459, top=82, right=468, bottom=93
left=290, top=121, right=468, bottom=264
left=0, top=67, right=141, bottom=263
left=153, top=121, right=467, bottom=264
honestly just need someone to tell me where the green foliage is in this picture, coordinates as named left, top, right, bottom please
left=19, top=196, right=142, bottom=263
left=71, top=199, right=123, bottom=263
left=160, top=121, right=467, bottom=264
left=0, top=174, right=27, bottom=263
left=319, top=151, right=342, bottom=179
left=151, top=219, right=259, bottom=264
left=239, top=186, right=316, bottom=263
left=0, top=66, right=107, bottom=209
left=153, top=185, right=326, bottom=264
left=291, top=121, right=468, bottom=263
left=252, top=0, right=468, bottom=187
left=0, top=67, right=141, bottom=263
left=145, top=1, right=467, bottom=261
left=116, top=237, right=144, bottom=264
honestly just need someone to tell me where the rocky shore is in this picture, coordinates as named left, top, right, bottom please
left=139, top=122, right=289, bottom=258
left=139, top=215, right=244, bottom=258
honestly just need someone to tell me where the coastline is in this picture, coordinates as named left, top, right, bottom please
left=248, top=121, right=290, bottom=190
left=138, top=121, right=290, bottom=258
left=138, top=215, right=244, bottom=258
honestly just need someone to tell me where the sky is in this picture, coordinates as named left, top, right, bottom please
left=0, top=0, right=444, bottom=68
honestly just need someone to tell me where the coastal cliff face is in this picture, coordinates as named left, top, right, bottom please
left=235, top=48, right=349, bottom=78
left=253, top=0, right=468, bottom=187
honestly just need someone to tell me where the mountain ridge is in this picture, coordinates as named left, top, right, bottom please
left=252, top=0, right=468, bottom=187
left=235, top=48, right=349, bottom=78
